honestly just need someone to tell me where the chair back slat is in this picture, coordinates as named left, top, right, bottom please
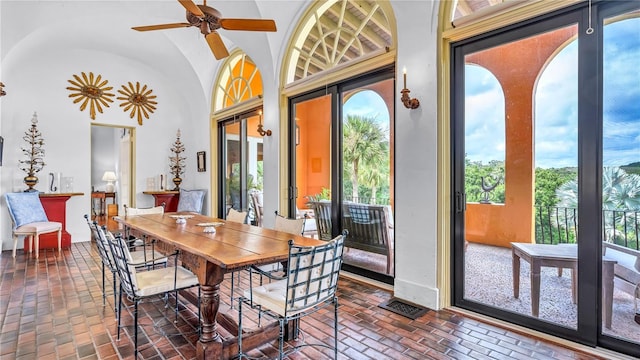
left=285, top=233, right=345, bottom=314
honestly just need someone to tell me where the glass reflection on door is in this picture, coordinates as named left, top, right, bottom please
left=462, top=24, right=579, bottom=329
left=601, top=11, right=640, bottom=345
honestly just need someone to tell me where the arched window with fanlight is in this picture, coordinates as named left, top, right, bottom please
left=213, top=51, right=265, bottom=222
left=283, top=0, right=397, bottom=283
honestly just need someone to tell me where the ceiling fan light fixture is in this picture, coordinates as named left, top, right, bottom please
left=132, top=0, right=277, bottom=60
left=200, top=21, right=210, bottom=35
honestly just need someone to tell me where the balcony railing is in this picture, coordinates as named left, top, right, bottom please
left=535, top=206, right=640, bottom=250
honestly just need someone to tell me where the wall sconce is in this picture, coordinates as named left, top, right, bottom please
left=400, top=67, right=420, bottom=109
left=257, top=111, right=272, bottom=136
left=0, top=82, right=6, bottom=97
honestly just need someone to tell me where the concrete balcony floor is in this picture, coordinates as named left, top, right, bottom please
left=464, top=242, right=640, bottom=343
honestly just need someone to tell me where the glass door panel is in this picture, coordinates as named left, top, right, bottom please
left=219, top=111, right=264, bottom=221
left=461, top=23, right=579, bottom=330
left=601, top=10, right=640, bottom=344
left=342, top=79, right=395, bottom=277
left=246, top=114, right=264, bottom=225
left=293, top=94, right=333, bottom=238
left=222, top=120, right=241, bottom=214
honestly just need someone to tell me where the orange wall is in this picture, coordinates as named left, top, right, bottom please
left=295, top=95, right=332, bottom=209
left=465, top=26, right=576, bottom=247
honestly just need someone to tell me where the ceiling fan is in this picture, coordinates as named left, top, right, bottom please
left=132, top=0, right=277, bottom=59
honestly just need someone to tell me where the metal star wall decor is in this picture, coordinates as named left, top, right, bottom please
left=117, top=81, right=157, bottom=125
left=66, top=72, right=115, bottom=120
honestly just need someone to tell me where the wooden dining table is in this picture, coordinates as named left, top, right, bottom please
left=115, top=212, right=325, bottom=359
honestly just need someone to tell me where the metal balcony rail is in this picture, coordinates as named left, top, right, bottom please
left=535, top=206, right=640, bottom=250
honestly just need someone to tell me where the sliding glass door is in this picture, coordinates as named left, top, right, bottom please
left=452, top=2, right=639, bottom=356
left=218, top=109, right=264, bottom=221
left=289, top=67, right=396, bottom=283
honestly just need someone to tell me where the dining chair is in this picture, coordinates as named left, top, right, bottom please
left=123, top=204, right=167, bottom=266
left=226, top=207, right=252, bottom=308
left=5, top=191, right=62, bottom=259
left=104, top=230, right=201, bottom=359
left=237, top=232, right=346, bottom=360
left=226, top=208, right=248, bottom=224
left=84, top=214, right=118, bottom=311
left=250, top=211, right=305, bottom=282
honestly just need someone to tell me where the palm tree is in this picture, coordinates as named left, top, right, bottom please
left=361, top=160, right=389, bottom=204
left=343, top=114, right=388, bottom=203
left=556, top=167, right=640, bottom=244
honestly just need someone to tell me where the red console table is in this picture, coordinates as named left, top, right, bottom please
left=24, top=192, right=84, bottom=251
left=143, top=191, right=179, bottom=212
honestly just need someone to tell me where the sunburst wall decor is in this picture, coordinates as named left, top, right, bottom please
left=117, top=82, right=157, bottom=125
left=66, top=72, right=114, bottom=120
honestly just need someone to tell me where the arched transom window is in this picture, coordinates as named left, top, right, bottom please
left=214, top=51, right=263, bottom=112
left=284, top=0, right=393, bottom=84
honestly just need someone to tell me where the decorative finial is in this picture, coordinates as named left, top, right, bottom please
left=31, top=112, right=38, bottom=124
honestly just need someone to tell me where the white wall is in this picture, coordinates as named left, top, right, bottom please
left=0, top=0, right=443, bottom=310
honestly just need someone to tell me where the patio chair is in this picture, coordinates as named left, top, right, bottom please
left=5, top=191, right=62, bottom=259
left=237, top=232, right=346, bottom=360
left=602, top=242, right=640, bottom=325
left=307, top=200, right=332, bottom=240
left=104, top=230, right=200, bottom=359
left=250, top=191, right=263, bottom=226
left=342, top=203, right=394, bottom=274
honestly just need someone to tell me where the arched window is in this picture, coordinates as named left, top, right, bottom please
left=283, top=0, right=393, bottom=84
left=213, top=51, right=263, bottom=112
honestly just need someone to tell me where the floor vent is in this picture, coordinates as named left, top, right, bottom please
left=378, top=298, right=430, bottom=320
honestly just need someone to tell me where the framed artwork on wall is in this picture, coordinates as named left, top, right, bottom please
left=197, top=151, right=206, bottom=172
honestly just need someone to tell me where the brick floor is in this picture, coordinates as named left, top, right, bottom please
left=0, top=243, right=615, bottom=359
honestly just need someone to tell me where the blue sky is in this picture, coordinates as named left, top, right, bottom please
left=342, top=90, right=391, bottom=135
left=465, top=18, right=640, bottom=169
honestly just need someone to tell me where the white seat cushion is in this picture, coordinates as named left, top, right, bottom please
left=244, top=279, right=289, bottom=316
left=14, top=221, right=61, bottom=235
left=135, top=266, right=200, bottom=297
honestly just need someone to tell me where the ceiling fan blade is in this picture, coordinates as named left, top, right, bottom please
left=220, top=18, right=277, bottom=32
left=132, top=23, right=191, bottom=31
left=205, top=32, right=230, bottom=60
left=178, top=0, right=205, bottom=17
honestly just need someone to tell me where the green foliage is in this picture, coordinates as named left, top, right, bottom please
left=342, top=114, right=390, bottom=203
left=464, top=157, right=505, bottom=203
left=535, top=167, right=576, bottom=207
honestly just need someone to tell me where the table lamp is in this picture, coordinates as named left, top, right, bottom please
left=102, top=171, right=117, bottom=192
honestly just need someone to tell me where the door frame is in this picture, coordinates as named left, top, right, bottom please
left=451, top=1, right=640, bottom=355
